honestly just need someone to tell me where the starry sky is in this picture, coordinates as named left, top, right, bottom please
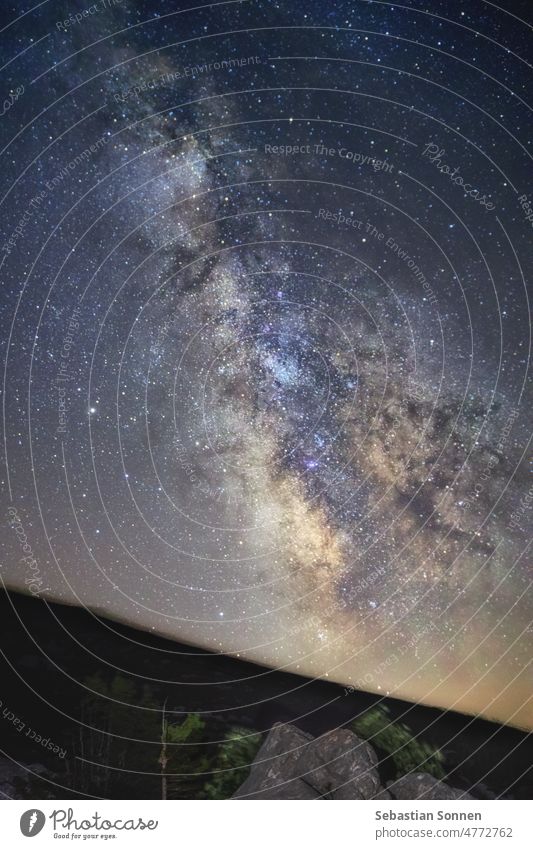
left=0, top=0, right=532, bottom=729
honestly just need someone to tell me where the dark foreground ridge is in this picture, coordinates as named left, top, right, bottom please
left=0, top=592, right=531, bottom=799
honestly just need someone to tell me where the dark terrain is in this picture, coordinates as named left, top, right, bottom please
left=0, top=591, right=531, bottom=799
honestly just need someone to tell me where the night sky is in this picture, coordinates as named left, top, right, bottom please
left=1, top=0, right=532, bottom=730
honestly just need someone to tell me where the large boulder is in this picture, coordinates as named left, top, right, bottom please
left=233, top=723, right=320, bottom=799
left=233, top=723, right=383, bottom=800
left=298, top=728, right=382, bottom=799
left=388, top=772, right=472, bottom=800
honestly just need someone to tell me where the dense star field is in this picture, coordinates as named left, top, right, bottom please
left=1, top=0, right=532, bottom=734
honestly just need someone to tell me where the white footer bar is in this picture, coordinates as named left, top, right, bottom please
left=2, top=799, right=530, bottom=848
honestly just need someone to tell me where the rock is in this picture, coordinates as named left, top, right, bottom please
left=234, top=723, right=381, bottom=800
left=300, top=728, right=381, bottom=799
left=233, top=723, right=320, bottom=799
left=388, top=773, right=473, bottom=800
left=372, top=788, right=392, bottom=800
left=247, top=778, right=321, bottom=800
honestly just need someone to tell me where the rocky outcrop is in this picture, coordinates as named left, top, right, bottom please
left=234, top=724, right=470, bottom=800
left=234, top=723, right=382, bottom=799
left=300, top=727, right=382, bottom=799
left=233, top=724, right=320, bottom=799
left=387, top=772, right=472, bottom=800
